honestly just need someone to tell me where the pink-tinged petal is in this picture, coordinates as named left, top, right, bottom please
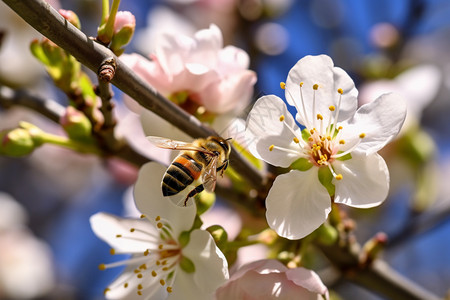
left=217, top=45, right=251, bottom=73
left=245, top=95, right=302, bottom=168
left=199, top=70, right=256, bottom=114
left=216, top=260, right=328, bottom=300
left=286, top=268, right=329, bottom=299
left=340, top=93, right=407, bottom=155
left=90, top=213, right=158, bottom=254
left=114, top=11, right=135, bottom=33
left=285, top=55, right=357, bottom=126
left=120, top=53, right=172, bottom=96
left=266, top=170, right=332, bottom=239
left=134, top=163, right=196, bottom=235
left=333, top=152, right=389, bottom=208
left=182, top=230, right=229, bottom=294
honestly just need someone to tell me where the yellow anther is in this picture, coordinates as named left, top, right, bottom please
left=338, top=126, right=343, bottom=130
left=104, top=288, right=110, bottom=295
left=280, top=82, right=286, bottom=89
left=109, top=248, right=115, bottom=255
left=336, top=174, right=343, bottom=180
left=339, top=140, right=345, bottom=144
left=308, top=137, right=314, bottom=142
left=158, top=244, right=164, bottom=250
left=139, top=264, right=147, bottom=270
left=156, top=261, right=161, bottom=266
left=326, top=136, right=331, bottom=141
left=317, top=114, right=323, bottom=120
left=161, top=260, right=167, bottom=265
left=130, top=228, right=135, bottom=232
left=313, top=84, right=319, bottom=90
left=155, top=216, right=161, bottom=221
left=157, top=222, right=163, bottom=229
left=151, top=270, right=157, bottom=277
left=167, top=287, right=173, bottom=293
left=279, top=115, right=285, bottom=122
left=160, top=279, right=166, bottom=286
left=140, top=214, right=146, bottom=219
left=134, top=269, right=140, bottom=274
left=359, top=133, right=366, bottom=138
left=162, top=267, right=169, bottom=271
left=293, top=137, right=300, bottom=143
left=115, top=234, right=122, bottom=238
left=329, top=105, right=335, bottom=111
left=137, top=273, right=143, bottom=278
left=98, top=264, right=106, bottom=271
left=124, top=283, right=128, bottom=288
left=138, top=284, right=143, bottom=290
left=300, top=82, right=304, bottom=87
left=144, top=249, right=149, bottom=256
left=269, top=145, right=274, bottom=151
left=137, top=291, right=142, bottom=296
left=337, top=88, right=343, bottom=94
left=310, top=129, right=315, bottom=135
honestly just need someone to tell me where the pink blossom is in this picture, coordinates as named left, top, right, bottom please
left=114, top=11, right=135, bottom=33
left=121, top=24, right=256, bottom=115
left=216, top=259, right=329, bottom=300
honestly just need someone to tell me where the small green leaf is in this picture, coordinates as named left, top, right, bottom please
left=178, top=231, right=191, bottom=248
left=335, top=152, right=352, bottom=161
left=290, top=157, right=313, bottom=171
left=318, top=167, right=335, bottom=197
left=206, top=225, right=228, bottom=249
left=179, top=256, right=196, bottom=273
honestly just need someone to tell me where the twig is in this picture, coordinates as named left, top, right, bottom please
left=0, top=85, right=64, bottom=123
left=0, top=85, right=150, bottom=166
left=1, top=0, right=265, bottom=191
left=318, top=243, right=441, bottom=300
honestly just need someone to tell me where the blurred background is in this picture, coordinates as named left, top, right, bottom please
left=1, top=0, right=450, bottom=299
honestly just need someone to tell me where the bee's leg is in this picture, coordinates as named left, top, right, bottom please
left=184, top=184, right=204, bottom=206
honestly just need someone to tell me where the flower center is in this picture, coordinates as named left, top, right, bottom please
left=100, top=214, right=181, bottom=296
left=271, top=82, right=367, bottom=181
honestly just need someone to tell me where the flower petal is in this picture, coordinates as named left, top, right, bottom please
left=286, top=267, right=329, bottom=299
left=339, top=93, right=407, bottom=155
left=266, top=170, right=332, bottom=239
left=333, top=152, right=389, bottom=208
left=134, top=163, right=196, bottom=235
left=285, top=55, right=357, bottom=126
left=181, top=229, right=229, bottom=295
left=245, top=95, right=302, bottom=167
left=90, top=213, right=158, bottom=254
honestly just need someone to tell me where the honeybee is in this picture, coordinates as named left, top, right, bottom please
left=147, top=136, right=232, bottom=206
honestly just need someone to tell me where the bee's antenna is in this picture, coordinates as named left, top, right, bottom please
left=225, top=137, right=233, bottom=141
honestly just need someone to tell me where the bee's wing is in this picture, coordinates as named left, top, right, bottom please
left=146, top=136, right=214, bottom=154
left=202, top=155, right=218, bottom=193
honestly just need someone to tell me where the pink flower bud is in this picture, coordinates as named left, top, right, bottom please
left=59, top=9, right=81, bottom=29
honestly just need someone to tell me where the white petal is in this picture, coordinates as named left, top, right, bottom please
left=339, top=93, right=407, bottom=155
left=285, top=55, right=357, bottom=126
left=182, top=230, right=229, bottom=293
left=134, top=163, right=197, bottom=235
left=285, top=267, right=329, bottom=298
left=333, top=152, right=389, bottom=208
left=245, top=95, right=302, bottom=167
left=266, top=170, right=332, bottom=239
left=90, top=213, right=158, bottom=253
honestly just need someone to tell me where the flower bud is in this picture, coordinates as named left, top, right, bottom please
left=195, top=191, right=215, bottom=215
left=206, top=225, right=228, bottom=249
left=59, top=9, right=81, bottom=29
left=110, top=11, right=136, bottom=56
left=0, top=126, right=40, bottom=157
left=360, top=232, right=387, bottom=265
left=60, top=106, right=92, bottom=140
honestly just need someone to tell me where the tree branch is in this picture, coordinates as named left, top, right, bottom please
left=1, top=0, right=265, bottom=190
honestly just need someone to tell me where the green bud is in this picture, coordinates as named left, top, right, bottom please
left=206, top=225, right=228, bottom=249
left=0, top=125, right=41, bottom=157
left=179, top=255, right=196, bottom=273
left=194, top=191, right=216, bottom=215
left=315, top=222, right=338, bottom=246
left=59, top=9, right=81, bottom=29
left=60, top=106, right=92, bottom=141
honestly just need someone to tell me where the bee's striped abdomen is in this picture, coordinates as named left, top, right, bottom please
left=162, top=154, right=203, bottom=196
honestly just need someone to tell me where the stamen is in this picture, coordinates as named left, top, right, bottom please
left=313, top=84, right=319, bottom=90
left=328, top=88, right=343, bottom=137
left=110, top=248, right=115, bottom=255
left=130, top=228, right=135, bottom=232
left=99, top=255, right=150, bottom=270
left=297, top=82, right=311, bottom=128
left=328, top=164, right=343, bottom=180
left=359, top=133, right=366, bottom=138
left=279, top=115, right=285, bottom=122
left=317, top=114, right=323, bottom=120
left=167, top=287, right=173, bottom=293
left=280, top=82, right=286, bottom=89
left=269, top=145, right=274, bottom=151
left=160, top=279, right=166, bottom=286
left=329, top=106, right=335, bottom=111
left=339, top=140, right=345, bottom=144
left=293, top=137, right=300, bottom=143
left=332, top=134, right=365, bottom=158
left=268, top=144, right=308, bottom=156
left=140, top=214, right=146, bottom=219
